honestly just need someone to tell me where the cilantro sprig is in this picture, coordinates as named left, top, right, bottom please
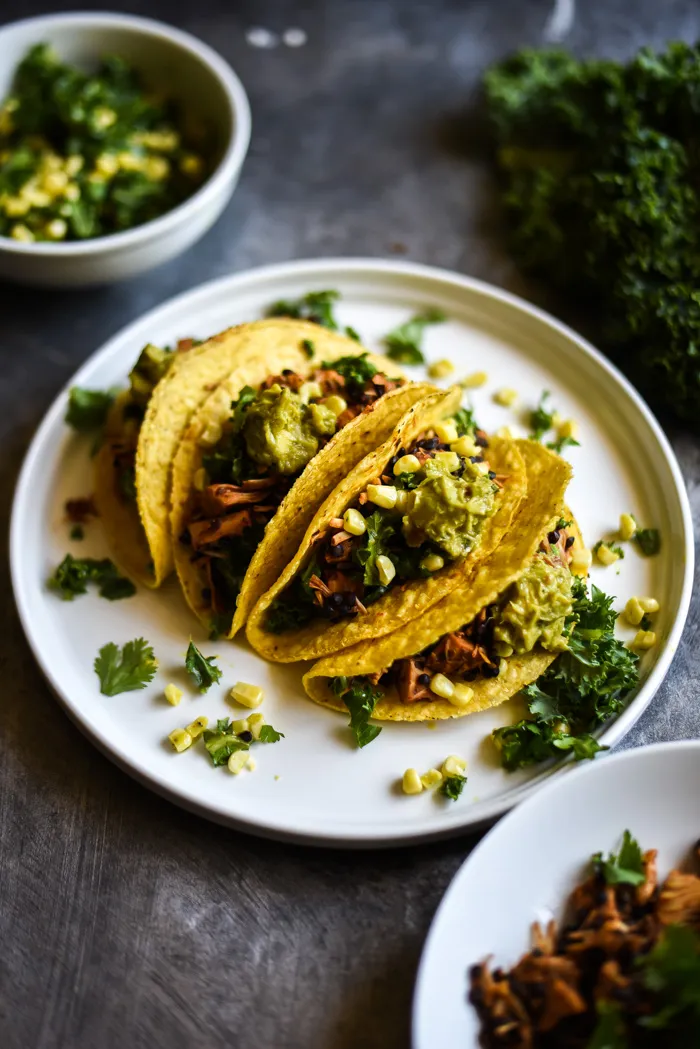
left=268, top=289, right=340, bottom=330
left=382, top=307, right=446, bottom=365
left=330, top=676, right=382, bottom=748
left=202, top=717, right=284, bottom=767
left=65, top=386, right=116, bottom=432
left=48, top=554, right=136, bottom=601
left=320, top=352, right=378, bottom=395
left=94, top=638, right=158, bottom=696
left=635, top=527, right=661, bottom=557
left=440, top=774, right=467, bottom=801
left=592, top=829, right=646, bottom=886
left=185, top=641, right=222, bottom=693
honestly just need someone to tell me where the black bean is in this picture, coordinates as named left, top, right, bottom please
left=238, top=731, right=253, bottom=743
left=488, top=470, right=496, bottom=479
left=201, top=587, right=211, bottom=601
left=548, top=529, right=560, bottom=544
left=469, top=455, right=484, bottom=463
left=566, top=535, right=575, bottom=549
left=483, top=663, right=500, bottom=678
left=418, top=673, right=430, bottom=685
left=475, top=433, right=488, bottom=448
left=282, top=368, right=293, bottom=376
left=179, top=530, right=191, bottom=546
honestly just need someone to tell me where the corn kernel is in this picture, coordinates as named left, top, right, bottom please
left=343, top=508, right=367, bottom=535
left=65, top=155, right=84, bottom=176
left=93, top=106, right=117, bottom=130
left=448, top=682, right=475, bottom=709
left=96, top=153, right=120, bottom=177
left=394, top=454, right=421, bottom=475
left=118, top=151, right=144, bottom=172
left=164, top=683, right=183, bottom=706
left=185, top=716, right=209, bottom=739
left=421, top=768, right=444, bottom=789
left=473, top=460, right=491, bottom=476
left=299, top=380, right=323, bottom=403
left=632, top=630, right=657, bottom=651
left=232, top=718, right=250, bottom=734
left=495, top=426, right=514, bottom=439
left=193, top=467, right=208, bottom=491
left=180, top=153, right=204, bottom=178
left=434, top=420, right=458, bottom=443
left=43, top=170, right=68, bottom=195
left=230, top=682, right=264, bottom=708
left=619, top=513, right=636, bottom=541
left=493, top=388, right=518, bottom=407
left=420, top=552, right=445, bottom=573
left=596, top=543, right=620, bottom=567
left=550, top=410, right=562, bottom=427
left=4, top=196, right=30, bottom=217
left=45, top=218, right=67, bottom=240
left=144, top=156, right=170, bottom=181
left=248, top=713, right=265, bottom=740
left=246, top=756, right=257, bottom=771
left=450, top=434, right=477, bottom=457
left=427, top=359, right=454, bottom=380
left=625, top=597, right=644, bottom=626
left=168, top=728, right=192, bottom=753
left=366, top=484, right=397, bottom=510
left=461, top=371, right=487, bottom=388
left=639, top=597, right=660, bottom=614
left=376, top=554, right=396, bottom=586
left=558, top=418, right=578, bottom=440
left=570, top=547, right=592, bottom=576
left=402, top=768, right=423, bottom=795
left=442, top=754, right=467, bottom=777
left=433, top=450, right=460, bottom=472
left=22, top=187, right=51, bottom=208
left=228, top=750, right=249, bottom=774
left=133, top=130, right=179, bottom=151
left=430, top=673, right=455, bottom=700
left=199, top=421, right=222, bottom=447
left=324, top=394, right=347, bottom=417
left=10, top=224, right=33, bottom=242
left=63, top=183, right=80, bottom=202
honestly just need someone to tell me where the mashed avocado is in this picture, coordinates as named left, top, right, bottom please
left=401, top=458, right=497, bottom=559
left=494, top=553, right=573, bottom=654
left=243, top=384, right=334, bottom=475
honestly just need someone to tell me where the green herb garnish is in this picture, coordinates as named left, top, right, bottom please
left=330, top=676, right=382, bottom=748
left=345, top=325, right=361, bottom=342
left=529, top=390, right=556, bottom=442
left=635, top=527, right=661, bottom=556
left=547, top=434, right=580, bottom=454
left=319, top=352, right=378, bottom=395
left=202, top=718, right=249, bottom=767
left=258, top=725, right=285, bottom=743
left=70, top=524, right=84, bottom=540
left=268, top=289, right=340, bottom=330
left=592, top=829, right=646, bottom=886
left=593, top=539, right=625, bottom=560
left=382, top=307, right=446, bottom=365
left=184, top=641, right=222, bottom=693
left=301, top=338, right=315, bottom=358
left=440, top=774, right=466, bottom=801
left=48, top=554, right=136, bottom=601
left=65, top=386, right=115, bottom=431
left=94, top=638, right=157, bottom=696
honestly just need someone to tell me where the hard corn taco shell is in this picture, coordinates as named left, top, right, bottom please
left=303, top=440, right=578, bottom=720
left=246, top=387, right=528, bottom=663
left=170, top=334, right=427, bottom=637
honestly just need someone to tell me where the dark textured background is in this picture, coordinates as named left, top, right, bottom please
left=1, top=3, right=699, bottom=1048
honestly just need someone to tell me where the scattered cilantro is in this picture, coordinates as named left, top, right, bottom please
left=330, top=676, right=382, bottom=748
left=268, top=289, right=340, bottom=330
left=258, top=725, right=285, bottom=743
left=202, top=718, right=249, bottom=766
left=382, top=307, right=446, bottom=365
left=345, top=325, right=362, bottom=342
left=94, top=638, right=157, bottom=696
left=354, top=510, right=396, bottom=589
left=556, top=517, right=573, bottom=530
left=184, top=641, right=222, bottom=693
left=208, top=612, right=232, bottom=641
left=319, top=352, right=378, bottom=396
left=592, top=829, right=646, bottom=886
left=70, top=525, right=84, bottom=540
left=635, top=527, right=661, bottom=557
left=529, top=390, right=555, bottom=441
left=547, top=434, right=580, bottom=454
left=48, top=554, right=136, bottom=601
left=452, top=405, right=478, bottom=437
left=492, top=578, right=639, bottom=770
left=440, top=774, right=466, bottom=800
left=301, top=338, right=315, bottom=358
left=65, top=386, right=115, bottom=431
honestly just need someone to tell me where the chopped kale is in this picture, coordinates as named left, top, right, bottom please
left=330, top=676, right=382, bottom=748
left=65, top=386, right=115, bottom=432
left=184, top=641, right=222, bottom=693
left=635, top=527, right=661, bottom=557
left=48, top=554, right=136, bottom=601
left=382, top=307, right=446, bottom=364
left=440, top=774, right=467, bottom=801
left=268, top=289, right=340, bottom=330
left=94, top=638, right=157, bottom=696
left=592, top=829, right=646, bottom=887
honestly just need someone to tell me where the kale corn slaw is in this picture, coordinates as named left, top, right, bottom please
left=0, top=44, right=207, bottom=243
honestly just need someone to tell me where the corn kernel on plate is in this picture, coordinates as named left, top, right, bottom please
left=10, top=259, right=693, bottom=846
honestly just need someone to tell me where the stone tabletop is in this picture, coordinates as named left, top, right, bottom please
left=1, top=2, right=698, bottom=1047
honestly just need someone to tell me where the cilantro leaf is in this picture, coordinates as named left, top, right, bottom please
left=345, top=325, right=361, bottom=341
left=635, top=527, right=661, bottom=556
left=185, top=641, right=222, bottom=693
left=48, top=554, right=136, bottom=601
left=268, top=289, right=340, bottom=330
left=202, top=718, right=249, bottom=766
left=452, top=405, right=479, bottom=437
left=94, top=638, right=157, bottom=696
left=639, top=923, right=700, bottom=1028
left=319, top=352, right=378, bottom=395
left=353, top=511, right=396, bottom=587
left=440, top=774, right=466, bottom=800
left=258, top=724, right=285, bottom=743
left=547, top=435, right=580, bottom=454
left=65, top=386, right=115, bottom=431
left=301, top=338, right=315, bottom=358
left=330, top=676, right=382, bottom=747
left=382, top=307, right=446, bottom=364
left=587, top=1000, right=628, bottom=1049
left=70, top=525, right=84, bottom=540
left=529, top=390, right=555, bottom=441
left=592, top=829, right=646, bottom=886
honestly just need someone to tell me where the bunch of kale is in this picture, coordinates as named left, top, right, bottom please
left=485, top=42, right=700, bottom=426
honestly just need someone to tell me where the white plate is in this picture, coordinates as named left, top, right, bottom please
left=10, top=259, right=693, bottom=846
left=413, top=740, right=700, bottom=1048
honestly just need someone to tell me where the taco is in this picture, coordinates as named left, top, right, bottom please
left=170, top=338, right=433, bottom=637
left=95, top=319, right=399, bottom=588
left=302, top=441, right=579, bottom=724
left=246, top=386, right=528, bottom=663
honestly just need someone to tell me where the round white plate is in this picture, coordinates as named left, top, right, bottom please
left=413, top=740, right=700, bottom=1048
left=10, top=259, right=693, bottom=846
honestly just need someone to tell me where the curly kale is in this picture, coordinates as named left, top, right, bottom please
left=485, top=43, right=700, bottom=426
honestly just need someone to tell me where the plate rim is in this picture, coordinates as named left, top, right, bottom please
left=10, top=257, right=695, bottom=847
left=411, top=738, right=700, bottom=1048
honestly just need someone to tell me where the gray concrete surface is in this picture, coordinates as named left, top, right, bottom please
left=1, top=2, right=698, bottom=1047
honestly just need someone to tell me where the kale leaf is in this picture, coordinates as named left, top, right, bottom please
left=330, top=676, right=382, bottom=747
left=48, top=554, right=136, bottom=601
left=441, top=774, right=467, bottom=800
left=382, top=307, right=446, bottom=364
left=94, top=638, right=158, bottom=696
left=592, top=829, right=646, bottom=887
left=65, top=387, right=115, bottom=431
left=185, top=641, right=222, bottom=693
left=268, top=289, right=340, bottom=330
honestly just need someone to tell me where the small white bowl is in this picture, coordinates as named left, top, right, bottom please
left=0, top=12, right=251, bottom=286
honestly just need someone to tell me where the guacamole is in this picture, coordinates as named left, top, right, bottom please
left=402, top=458, right=497, bottom=559
left=243, top=384, right=333, bottom=475
left=494, top=553, right=573, bottom=654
